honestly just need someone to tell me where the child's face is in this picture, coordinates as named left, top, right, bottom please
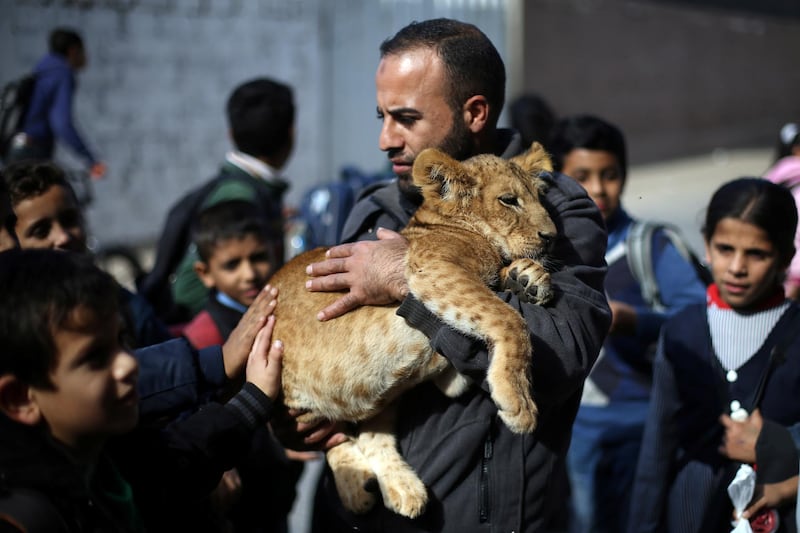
left=29, top=305, right=139, bottom=453
left=705, top=217, right=786, bottom=310
left=196, top=235, right=273, bottom=307
left=13, top=184, right=87, bottom=252
left=561, top=149, right=624, bottom=220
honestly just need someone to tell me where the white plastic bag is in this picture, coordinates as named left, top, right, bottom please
left=728, top=463, right=756, bottom=533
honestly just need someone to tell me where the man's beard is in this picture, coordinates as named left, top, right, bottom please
left=396, top=116, right=473, bottom=198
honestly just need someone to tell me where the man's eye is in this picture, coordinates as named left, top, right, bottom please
left=499, top=195, right=520, bottom=207
left=396, top=115, right=416, bottom=126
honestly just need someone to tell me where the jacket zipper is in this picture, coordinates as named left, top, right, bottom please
left=479, top=429, right=494, bottom=523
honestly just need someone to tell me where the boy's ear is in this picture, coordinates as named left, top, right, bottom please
left=0, top=375, right=42, bottom=426
left=193, top=261, right=216, bottom=289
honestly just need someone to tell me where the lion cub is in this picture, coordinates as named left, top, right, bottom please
left=269, top=143, right=556, bottom=518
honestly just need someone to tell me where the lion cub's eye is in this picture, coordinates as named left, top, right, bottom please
left=498, top=195, right=520, bottom=207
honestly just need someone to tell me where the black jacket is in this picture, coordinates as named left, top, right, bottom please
left=0, top=383, right=274, bottom=533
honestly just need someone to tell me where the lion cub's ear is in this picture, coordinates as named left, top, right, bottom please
left=509, top=141, right=553, bottom=174
left=412, top=148, right=476, bottom=203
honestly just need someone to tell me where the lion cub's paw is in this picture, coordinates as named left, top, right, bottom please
left=489, top=364, right=539, bottom=434
left=497, top=392, right=539, bottom=434
left=379, top=467, right=428, bottom=519
left=500, top=258, right=552, bottom=305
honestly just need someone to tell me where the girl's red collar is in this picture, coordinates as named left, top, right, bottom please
left=706, top=283, right=786, bottom=311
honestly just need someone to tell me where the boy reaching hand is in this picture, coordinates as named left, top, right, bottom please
left=0, top=249, right=283, bottom=532
left=180, top=199, right=303, bottom=532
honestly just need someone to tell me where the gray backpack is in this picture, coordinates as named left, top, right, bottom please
left=626, top=221, right=712, bottom=311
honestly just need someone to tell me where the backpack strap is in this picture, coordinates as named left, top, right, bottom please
left=626, top=220, right=663, bottom=310
left=626, top=220, right=711, bottom=311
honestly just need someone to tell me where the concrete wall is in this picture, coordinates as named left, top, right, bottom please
left=518, top=0, right=800, bottom=166
left=0, top=0, right=507, bottom=248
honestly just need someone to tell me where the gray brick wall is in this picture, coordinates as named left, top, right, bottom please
left=0, top=0, right=508, bottom=251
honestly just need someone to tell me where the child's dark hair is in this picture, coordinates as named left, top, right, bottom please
left=3, top=161, right=77, bottom=208
left=0, top=249, right=120, bottom=389
left=191, top=200, right=272, bottom=263
left=548, top=114, right=628, bottom=180
left=703, top=177, right=798, bottom=263
left=227, top=78, right=295, bottom=159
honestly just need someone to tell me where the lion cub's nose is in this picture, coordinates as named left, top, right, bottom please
left=538, top=231, right=555, bottom=252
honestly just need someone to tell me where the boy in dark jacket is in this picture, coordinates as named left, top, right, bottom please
left=183, top=199, right=277, bottom=347
left=0, top=248, right=284, bottom=532
left=3, top=160, right=171, bottom=348
left=182, top=198, right=303, bottom=532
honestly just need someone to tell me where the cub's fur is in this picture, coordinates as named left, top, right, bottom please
left=270, top=143, right=556, bottom=518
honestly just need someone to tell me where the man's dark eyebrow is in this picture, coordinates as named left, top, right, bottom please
left=377, top=105, right=422, bottom=118
left=387, top=107, right=422, bottom=117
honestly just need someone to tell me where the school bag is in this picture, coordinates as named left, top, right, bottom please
left=292, top=165, right=392, bottom=252
left=136, top=177, right=222, bottom=321
left=626, top=220, right=712, bottom=311
left=0, top=73, right=36, bottom=160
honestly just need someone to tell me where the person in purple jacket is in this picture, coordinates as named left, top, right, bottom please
left=6, top=27, right=106, bottom=179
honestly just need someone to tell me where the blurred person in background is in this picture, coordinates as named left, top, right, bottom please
left=763, top=122, right=800, bottom=300
left=5, top=28, right=106, bottom=180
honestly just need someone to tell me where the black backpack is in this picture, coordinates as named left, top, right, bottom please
left=136, top=176, right=226, bottom=321
left=0, top=73, right=36, bottom=160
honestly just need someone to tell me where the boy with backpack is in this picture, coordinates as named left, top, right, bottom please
left=1, top=28, right=105, bottom=179
left=0, top=248, right=284, bottom=531
left=138, top=78, right=294, bottom=325
left=548, top=114, right=709, bottom=533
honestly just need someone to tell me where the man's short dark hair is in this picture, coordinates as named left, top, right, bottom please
left=0, top=248, right=119, bottom=390
left=226, top=78, right=295, bottom=159
left=49, top=27, right=84, bottom=56
left=191, top=199, right=272, bottom=263
left=2, top=161, right=76, bottom=208
left=380, top=18, right=506, bottom=127
left=548, top=114, right=628, bottom=180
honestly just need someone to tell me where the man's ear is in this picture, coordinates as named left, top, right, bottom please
left=194, top=261, right=216, bottom=289
left=463, top=95, right=489, bottom=133
left=0, top=375, right=41, bottom=426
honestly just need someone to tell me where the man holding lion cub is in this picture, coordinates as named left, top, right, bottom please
left=296, top=17, right=611, bottom=533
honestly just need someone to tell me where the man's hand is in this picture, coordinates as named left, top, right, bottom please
left=719, top=409, right=763, bottom=464
left=222, top=285, right=278, bottom=383
left=305, top=228, right=409, bottom=321
left=271, top=407, right=348, bottom=454
left=245, top=315, right=283, bottom=400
